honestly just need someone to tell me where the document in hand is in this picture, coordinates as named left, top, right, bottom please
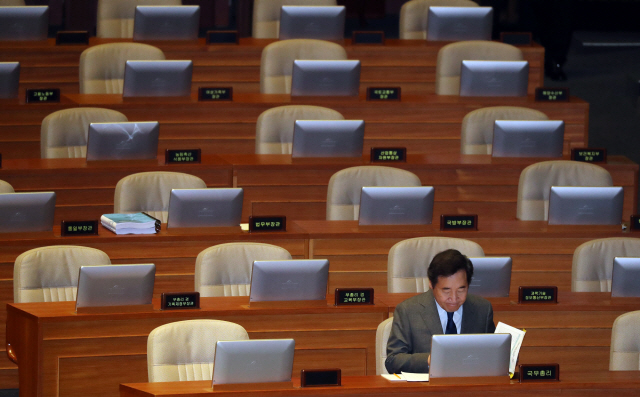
left=495, top=321, right=526, bottom=375
left=381, top=372, right=430, bottom=382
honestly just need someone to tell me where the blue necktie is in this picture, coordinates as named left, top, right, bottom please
left=445, top=312, right=457, bottom=334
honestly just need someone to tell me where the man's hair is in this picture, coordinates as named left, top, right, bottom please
left=427, top=249, right=474, bottom=287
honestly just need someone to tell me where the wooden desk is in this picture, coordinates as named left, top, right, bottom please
left=119, top=373, right=640, bottom=397
left=0, top=93, right=589, bottom=159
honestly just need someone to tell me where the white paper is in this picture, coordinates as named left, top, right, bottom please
left=381, top=374, right=406, bottom=381
left=401, top=372, right=430, bottom=382
left=495, top=321, right=526, bottom=375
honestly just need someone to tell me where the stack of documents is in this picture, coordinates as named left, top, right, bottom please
left=381, top=372, right=429, bottom=382
left=101, top=213, right=160, bottom=235
left=495, top=321, right=526, bottom=376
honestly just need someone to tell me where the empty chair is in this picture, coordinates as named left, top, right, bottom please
left=0, top=180, right=14, bottom=193
left=40, top=108, right=128, bottom=158
left=399, top=0, right=479, bottom=40
left=260, top=39, right=347, bottom=94
left=147, top=319, right=249, bottom=382
left=252, top=0, right=337, bottom=39
left=79, top=43, right=165, bottom=94
left=435, top=40, right=523, bottom=95
left=96, top=0, right=182, bottom=38
left=256, top=105, right=344, bottom=154
left=610, top=310, right=640, bottom=370
left=376, top=317, right=393, bottom=375
left=114, top=171, right=206, bottom=223
left=572, top=238, right=640, bottom=292
left=387, top=237, right=484, bottom=293
left=195, top=243, right=292, bottom=297
left=517, top=160, right=613, bottom=221
left=13, top=246, right=111, bottom=303
left=326, top=166, right=422, bottom=221
left=460, top=106, right=549, bottom=154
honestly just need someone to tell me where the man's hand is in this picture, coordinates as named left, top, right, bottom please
left=428, top=354, right=431, bottom=366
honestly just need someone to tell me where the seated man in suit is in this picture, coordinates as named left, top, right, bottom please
left=385, top=249, right=495, bottom=374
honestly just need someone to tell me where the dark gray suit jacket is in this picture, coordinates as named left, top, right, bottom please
left=385, top=290, right=495, bottom=374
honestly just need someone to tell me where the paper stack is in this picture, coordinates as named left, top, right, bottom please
left=101, top=213, right=160, bottom=235
left=495, top=321, right=526, bottom=376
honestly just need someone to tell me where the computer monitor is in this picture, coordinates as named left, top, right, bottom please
left=468, top=257, right=512, bottom=297
left=427, top=6, right=493, bottom=41
left=166, top=188, right=243, bottom=228
left=75, top=264, right=156, bottom=310
left=279, top=6, right=346, bottom=40
left=133, top=6, right=200, bottom=41
left=612, top=257, right=640, bottom=297
left=122, top=60, right=193, bottom=98
left=86, top=121, right=159, bottom=161
left=429, top=333, right=511, bottom=378
left=547, top=186, right=624, bottom=225
left=358, top=186, right=434, bottom=226
left=291, top=60, right=360, bottom=96
left=459, top=60, right=529, bottom=97
left=291, top=120, right=364, bottom=158
left=0, top=6, right=48, bottom=41
left=492, top=120, right=565, bottom=158
left=0, top=62, right=19, bottom=99
left=0, top=192, right=55, bottom=233
left=249, top=259, right=329, bottom=302
left=212, top=339, right=295, bottom=385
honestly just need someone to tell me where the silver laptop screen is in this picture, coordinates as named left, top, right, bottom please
left=249, top=259, right=329, bottom=302
left=0, top=62, right=19, bottom=98
left=459, top=60, right=529, bottom=97
left=468, top=257, right=512, bottom=297
left=548, top=186, right=623, bottom=225
left=291, top=120, right=364, bottom=158
left=86, top=121, right=159, bottom=161
left=291, top=60, right=360, bottom=96
left=427, top=7, right=493, bottom=41
left=430, top=333, right=511, bottom=378
left=612, top=257, right=640, bottom=297
left=75, top=264, right=155, bottom=309
left=167, top=188, right=243, bottom=228
left=0, top=192, right=55, bottom=233
left=358, top=186, right=434, bottom=225
left=492, top=120, right=564, bottom=158
left=123, top=60, right=193, bottom=98
left=0, top=6, right=48, bottom=41
left=279, top=6, right=345, bottom=40
left=133, top=6, right=200, bottom=41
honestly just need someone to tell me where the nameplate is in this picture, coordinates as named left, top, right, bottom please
left=334, top=288, right=374, bottom=306
left=198, top=87, right=233, bottom=101
left=366, top=87, right=401, bottom=101
left=440, top=214, right=478, bottom=231
left=248, top=216, right=286, bottom=232
left=56, top=31, right=89, bottom=45
left=206, top=30, right=239, bottom=44
left=500, top=32, right=532, bottom=45
left=571, top=148, right=606, bottom=163
left=535, top=87, right=569, bottom=102
left=61, top=220, right=99, bottom=236
left=26, top=89, right=60, bottom=103
left=519, top=364, right=559, bottom=382
left=352, top=31, right=385, bottom=45
left=165, top=149, right=201, bottom=164
left=518, top=286, right=558, bottom=304
left=370, top=147, right=406, bottom=163
left=630, top=215, right=640, bottom=231
left=300, top=369, right=341, bottom=387
left=161, top=292, right=200, bottom=310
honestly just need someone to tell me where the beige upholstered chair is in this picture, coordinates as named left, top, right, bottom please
left=0, top=180, right=14, bottom=193
left=387, top=237, right=484, bottom=293
left=572, top=238, right=640, bottom=292
left=376, top=317, right=393, bottom=375
left=399, top=0, right=479, bottom=40
left=610, top=310, right=640, bottom=370
left=40, top=108, right=128, bottom=158
left=460, top=106, right=549, bottom=155
left=326, top=166, right=422, bottom=221
left=79, top=43, right=165, bottom=94
left=252, top=0, right=337, bottom=38
left=0, top=0, right=26, bottom=5
left=435, top=41, right=523, bottom=95
left=147, top=319, right=249, bottom=382
left=195, top=243, right=292, bottom=297
left=517, top=160, right=613, bottom=221
left=260, top=39, right=347, bottom=94
left=114, top=171, right=207, bottom=223
left=96, top=0, right=182, bottom=38
left=13, top=246, right=111, bottom=303
left=255, top=105, right=344, bottom=154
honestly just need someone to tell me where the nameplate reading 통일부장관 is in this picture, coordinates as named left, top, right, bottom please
left=61, top=220, right=99, bottom=236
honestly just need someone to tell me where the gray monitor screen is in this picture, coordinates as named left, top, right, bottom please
left=123, top=60, right=193, bottom=98
left=548, top=186, right=624, bottom=225
left=459, top=60, right=529, bottom=97
left=0, top=62, right=19, bottom=99
left=291, top=60, right=360, bottom=96
left=86, top=121, right=159, bottom=161
left=75, top=264, right=155, bottom=309
left=430, top=333, right=511, bottom=378
left=0, top=6, right=48, bottom=41
left=468, top=257, right=512, bottom=297
left=279, top=6, right=345, bottom=40
left=167, top=188, right=243, bottom=228
left=358, top=186, right=434, bottom=225
left=291, top=120, right=364, bottom=158
left=427, top=7, right=493, bottom=41
left=249, top=259, right=329, bottom=302
left=612, top=257, right=640, bottom=297
left=492, top=120, right=565, bottom=158
left=0, top=192, right=56, bottom=233
left=133, top=6, right=200, bottom=41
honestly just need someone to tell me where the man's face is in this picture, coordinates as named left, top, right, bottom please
left=429, top=269, right=469, bottom=312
